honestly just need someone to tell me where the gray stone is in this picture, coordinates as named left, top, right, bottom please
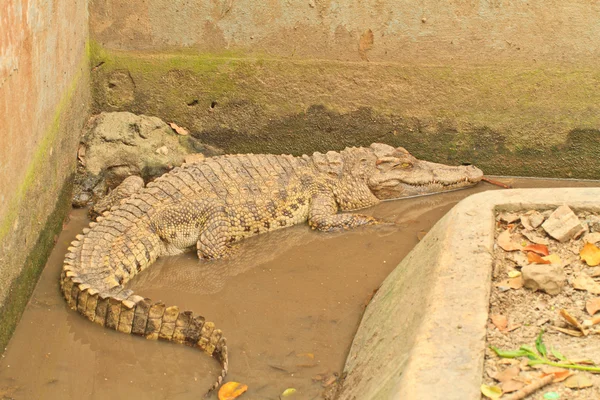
left=587, top=215, right=600, bottom=233
left=521, top=210, right=545, bottom=230
left=541, top=205, right=585, bottom=242
left=522, top=264, right=566, bottom=295
left=72, top=112, right=218, bottom=207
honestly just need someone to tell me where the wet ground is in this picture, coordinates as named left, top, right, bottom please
left=0, top=178, right=598, bottom=400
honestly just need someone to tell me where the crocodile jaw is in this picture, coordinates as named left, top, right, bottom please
left=367, top=147, right=483, bottom=199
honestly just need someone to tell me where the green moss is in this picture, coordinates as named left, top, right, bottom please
left=0, top=179, right=73, bottom=350
left=0, top=51, right=87, bottom=243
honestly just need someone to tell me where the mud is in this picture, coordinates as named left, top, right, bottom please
left=0, top=178, right=598, bottom=399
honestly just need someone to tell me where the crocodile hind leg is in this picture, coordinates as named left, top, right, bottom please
left=308, top=192, right=379, bottom=231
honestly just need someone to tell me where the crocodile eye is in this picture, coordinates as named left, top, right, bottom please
left=393, top=162, right=413, bottom=169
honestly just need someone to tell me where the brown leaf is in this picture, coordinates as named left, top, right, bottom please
left=549, top=325, right=584, bottom=337
left=542, top=254, right=562, bottom=265
left=572, top=274, right=600, bottom=294
left=491, top=314, right=508, bottom=332
left=169, top=122, right=189, bottom=136
left=498, top=229, right=521, bottom=251
left=500, top=379, right=524, bottom=393
left=559, top=309, right=587, bottom=334
left=523, top=244, right=549, bottom=256
left=218, top=382, right=248, bottom=400
left=527, top=252, right=551, bottom=264
left=581, top=243, right=600, bottom=267
left=494, top=365, right=520, bottom=382
left=495, top=276, right=524, bottom=290
left=586, top=298, right=600, bottom=316
left=567, top=358, right=596, bottom=365
left=564, top=374, right=594, bottom=389
left=499, top=212, right=520, bottom=224
left=542, top=370, right=574, bottom=383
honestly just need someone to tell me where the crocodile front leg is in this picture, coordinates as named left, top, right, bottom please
left=308, top=192, right=379, bottom=231
left=196, top=214, right=239, bottom=260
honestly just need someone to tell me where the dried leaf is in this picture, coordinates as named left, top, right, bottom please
left=549, top=325, right=584, bottom=337
left=542, top=370, right=574, bottom=383
left=491, top=314, right=508, bottom=332
left=564, top=374, right=593, bottom=389
left=501, top=379, right=524, bottom=393
left=480, top=384, right=503, bottom=399
left=282, top=388, right=297, bottom=397
left=494, top=365, right=520, bottom=382
left=169, top=122, right=189, bottom=135
left=498, top=229, right=522, bottom=251
left=218, top=382, right=248, bottom=400
left=523, top=244, right=549, bottom=256
left=559, top=309, right=587, bottom=334
left=507, top=323, right=522, bottom=332
left=572, top=274, right=600, bottom=294
left=508, top=270, right=522, bottom=278
left=586, top=298, right=600, bottom=316
left=496, top=276, right=524, bottom=290
left=581, top=243, right=600, bottom=267
left=499, top=212, right=520, bottom=224
left=509, top=276, right=524, bottom=289
left=522, top=230, right=550, bottom=245
left=542, top=254, right=562, bottom=265
left=527, top=252, right=551, bottom=264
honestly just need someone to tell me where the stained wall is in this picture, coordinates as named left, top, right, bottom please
left=88, top=0, right=600, bottom=177
left=0, top=0, right=90, bottom=347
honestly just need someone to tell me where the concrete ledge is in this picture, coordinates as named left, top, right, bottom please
left=338, top=188, right=600, bottom=400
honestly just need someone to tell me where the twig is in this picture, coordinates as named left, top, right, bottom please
left=502, top=374, right=553, bottom=400
left=482, top=176, right=512, bottom=189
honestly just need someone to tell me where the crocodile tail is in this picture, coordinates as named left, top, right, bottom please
left=60, top=219, right=228, bottom=394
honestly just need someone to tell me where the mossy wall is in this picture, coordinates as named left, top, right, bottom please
left=89, top=1, right=600, bottom=178
left=0, top=0, right=90, bottom=349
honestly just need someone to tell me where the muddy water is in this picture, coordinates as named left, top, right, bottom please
left=0, top=178, right=598, bottom=400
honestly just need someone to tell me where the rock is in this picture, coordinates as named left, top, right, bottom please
left=72, top=112, right=220, bottom=207
left=499, top=212, right=520, bottom=224
left=155, top=146, right=169, bottom=155
left=521, top=210, right=545, bottom=230
left=584, top=232, right=600, bottom=244
left=522, top=264, right=566, bottom=295
left=72, top=191, right=91, bottom=208
left=587, top=215, right=600, bottom=232
left=521, top=230, right=550, bottom=245
left=541, top=205, right=585, bottom=242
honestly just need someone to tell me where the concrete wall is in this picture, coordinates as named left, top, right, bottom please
left=0, top=0, right=90, bottom=347
left=88, top=0, right=600, bottom=178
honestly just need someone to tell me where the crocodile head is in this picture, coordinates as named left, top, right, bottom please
left=366, top=143, right=483, bottom=199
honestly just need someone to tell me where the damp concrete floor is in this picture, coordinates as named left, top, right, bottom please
left=0, top=178, right=598, bottom=400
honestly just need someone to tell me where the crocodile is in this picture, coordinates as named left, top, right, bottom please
left=60, top=143, right=483, bottom=394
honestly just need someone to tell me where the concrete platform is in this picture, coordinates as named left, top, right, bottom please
left=337, top=188, right=600, bottom=400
